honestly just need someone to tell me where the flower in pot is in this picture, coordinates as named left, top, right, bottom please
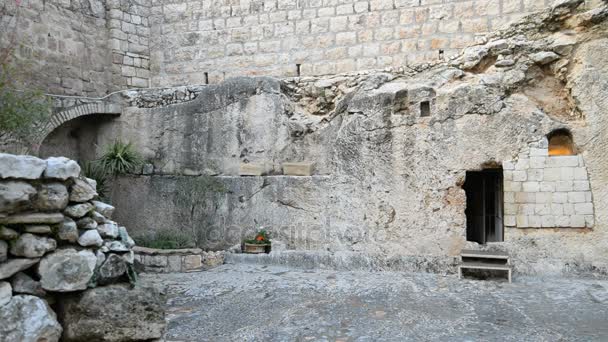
left=243, top=229, right=271, bottom=254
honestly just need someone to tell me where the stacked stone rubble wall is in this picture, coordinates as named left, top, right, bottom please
left=0, top=153, right=164, bottom=342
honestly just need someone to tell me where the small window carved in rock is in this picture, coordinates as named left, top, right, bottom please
left=420, top=101, right=431, bottom=117
left=548, top=129, right=575, bottom=156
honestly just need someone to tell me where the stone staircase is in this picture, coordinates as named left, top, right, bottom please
left=458, top=249, right=512, bottom=283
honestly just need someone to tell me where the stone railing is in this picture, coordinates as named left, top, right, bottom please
left=134, top=246, right=225, bottom=273
left=0, top=153, right=165, bottom=342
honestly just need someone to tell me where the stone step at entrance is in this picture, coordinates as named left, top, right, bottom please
left=458, top=249, right=512, bottom=283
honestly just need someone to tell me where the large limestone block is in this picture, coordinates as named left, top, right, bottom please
left=0, top=181, right=36, bottom=214
left=34, top=183, right=69, bottom=211
left=0, top=212, right=64, bottom=225
left=0, top=154, right=46, bottom=180
left=92, top=200, right=115, bottom=219
left=0, top=295, right=62, bottom=342
left=9, top=233, right=57, bottom=258
left=239, top=163, right=264, bottom=176
left=0, top=258, right=40, bottom=280
left=282, top=162, right=315, bottom=176
left=69, top=178, right=98, bottom=202
left=38, top=249, right=96, bottom=292
left=43, top=157, right=80, bottom=180
left=59, top=284, right=166, bottom=342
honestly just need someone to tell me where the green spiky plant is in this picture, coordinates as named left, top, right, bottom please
left=98, top=140, right=143, bottom=175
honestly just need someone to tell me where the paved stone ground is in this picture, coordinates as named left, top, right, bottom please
left=141, top=263, right=608, bottom=342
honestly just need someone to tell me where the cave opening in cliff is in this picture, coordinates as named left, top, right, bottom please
left=464, top=168, right=504, bottom=244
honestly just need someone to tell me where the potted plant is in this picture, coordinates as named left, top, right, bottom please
left=243, top=229, right=271, bottom=254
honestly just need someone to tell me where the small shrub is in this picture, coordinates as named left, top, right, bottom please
left=98, top=140, right=143, bottom=175
left=133, top=229, right=196, bottom=250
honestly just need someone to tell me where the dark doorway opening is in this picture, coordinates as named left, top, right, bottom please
left=464, top=169, right=504, bottom=244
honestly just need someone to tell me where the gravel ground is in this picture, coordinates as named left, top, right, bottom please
left=141, top=263, right=608, bottom=342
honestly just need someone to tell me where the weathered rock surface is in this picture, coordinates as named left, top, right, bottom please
left=92, top=200, right=115, bottom=219
left=9, top=233, right=57, bottom=258
left=78, top=229, right=103, bottom=247
left=64, top=203, right=94, bottom=218
left=0, top=154, right=46, bottom=180
left=0, top=281, right=11, bottom=306
left=10, top=272, right=46, bottom=297
left=530, top=51, right=560, bottom=64
left=0, top=258, right=40, bottom=280
left=98, top=222, right=119, bottom=238
left=69, top=178, right=97, bottom=202
left=56, top=218, right=79, bottom=243
left=38, top=249, right=96, bottom=292
left=59, top=284, right=166, bottom=342
left=0, top=181, right=36, bottom=214
left=44, top=157, right=81, bottom=180
left=0, top=295, right=62, bottom=342
left=0, top=212, right=64, bottom=225
left=34, top=183, right=69, bottom=211
left=97, top=254, right=127, bottom=285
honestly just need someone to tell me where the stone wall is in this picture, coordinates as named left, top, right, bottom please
left=0, top=153, right=164, bottom=342
left=107, top=0, right=153, bottom=89
left=503, top=138, right=595, bottom=229
left=148, top=0, right=601, bottom=86
left=2, top=0, right=111, bottom=96
left=0, top=0, right=151, bottom=96
left=3, top=0, right=604, bottom=95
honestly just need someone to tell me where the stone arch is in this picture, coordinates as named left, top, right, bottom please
left=547, top=128, right=575, bottom=156
left=33, top=102, right=121, bottom=153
